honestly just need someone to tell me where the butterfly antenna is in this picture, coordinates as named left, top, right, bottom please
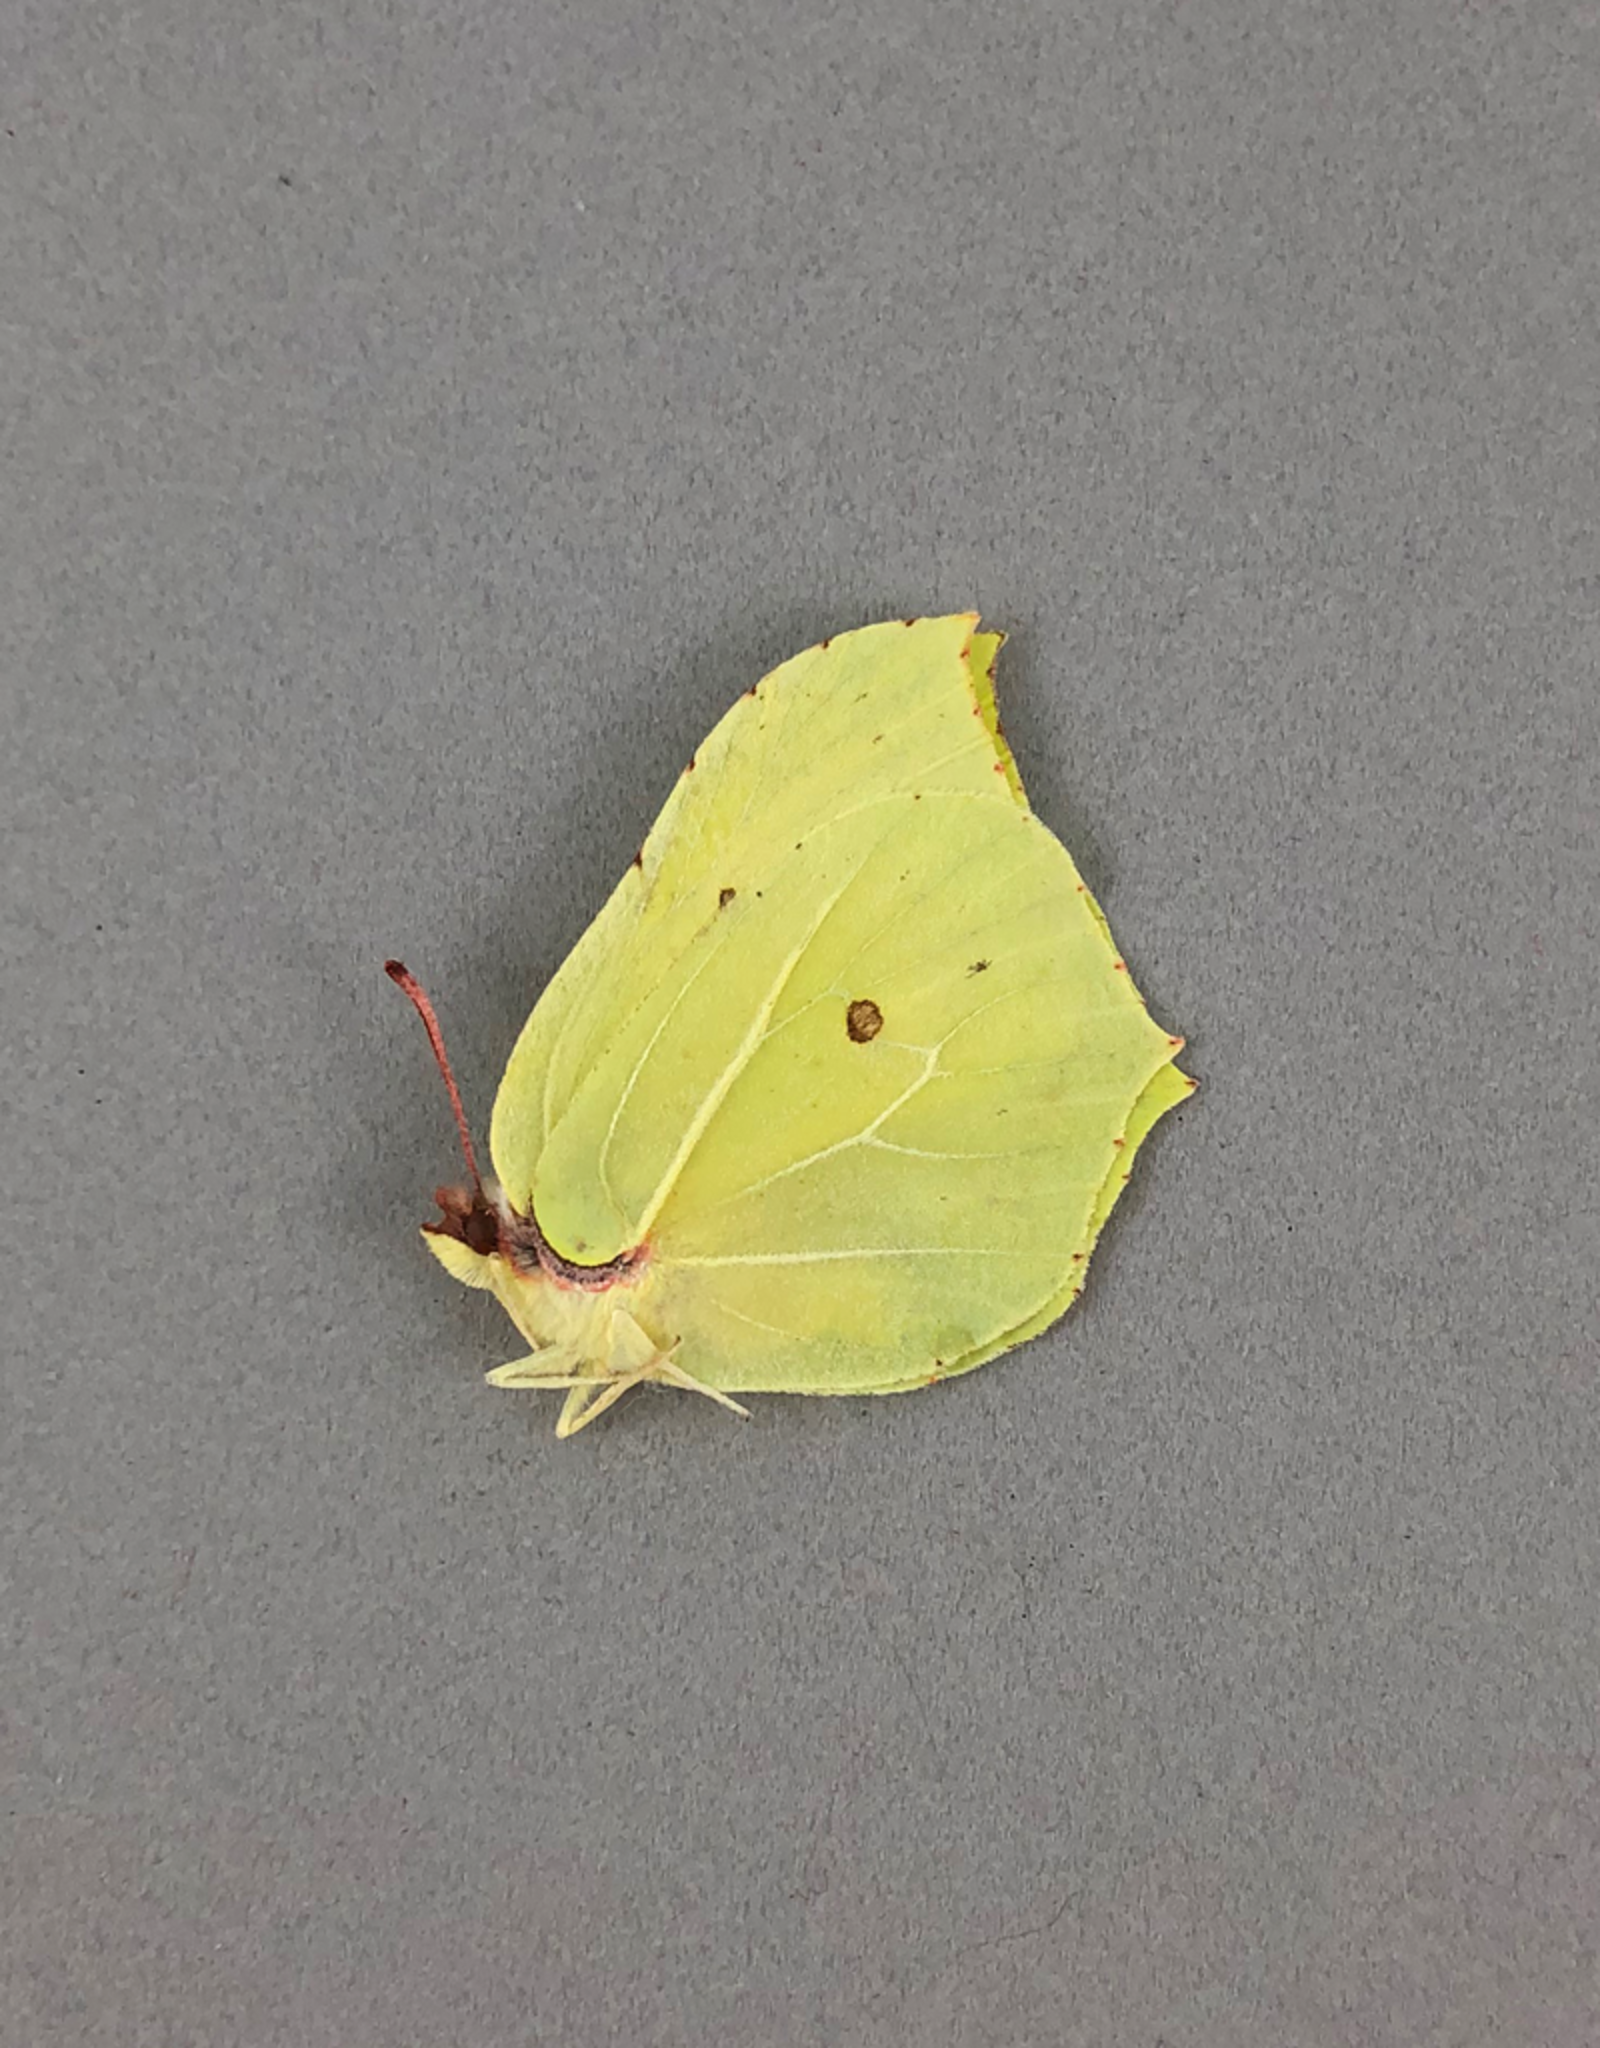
left=384, top=960, right=485, bottom=1197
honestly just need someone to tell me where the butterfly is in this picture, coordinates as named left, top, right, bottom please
left=390, top=614, right=1192, bottom=1435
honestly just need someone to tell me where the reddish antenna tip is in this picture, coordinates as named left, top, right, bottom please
left=385, top=959, right=484, bottom=1197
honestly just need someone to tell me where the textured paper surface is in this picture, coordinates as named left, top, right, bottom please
left=5, top=4, right=1598, bottom=2042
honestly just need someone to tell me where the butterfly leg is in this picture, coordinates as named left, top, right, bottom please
left=649, top=1351, right=752, bottom=1420
left=553, top=1367, right=657, bottom=1438
left=549, top=1311, right=675, bottom=1437
left=553, top=1354, right=753, bottom=1437
left=554, top=1313, right=753, bottom=1435
left=485, top=1351, right=610, bottom=1391
left=485, top=1343, right=652, bottom=1436
left=485, top=1316, right=751, bottom=1436
left=603, top=1310, right=752, bottom=1423
left=488, top=1355, right=628, bottom=1437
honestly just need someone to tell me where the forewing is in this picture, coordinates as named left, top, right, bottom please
left=490, top=615, right=1020, bottom=1209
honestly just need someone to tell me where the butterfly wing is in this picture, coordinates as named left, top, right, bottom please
left=487, top=616, right=1189, bottom=1396
left=490, top=615, right=1015, bottom=1219
left=636, top=792, right=1186, bottom=1392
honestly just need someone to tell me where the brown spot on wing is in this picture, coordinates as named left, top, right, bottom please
left=846, top=998, right=884, bottom=1043
left=968, top=959, right=989, bottom=975
left=718, top=886, right=736, bottom=909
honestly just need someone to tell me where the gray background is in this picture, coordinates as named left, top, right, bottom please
left=5, top=2, right=1598, bottom=2041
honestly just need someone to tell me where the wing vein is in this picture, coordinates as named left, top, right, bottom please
left=676, top=1247, right=1032, bottom=1267
left=704, top=1044, right=942, bottom=1206
left=631, top=854, right=877, bottom=1239
left=594, top=933, right=728, bottom=1207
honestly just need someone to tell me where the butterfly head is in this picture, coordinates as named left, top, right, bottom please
left=389, top=963, right=652, bottom=1302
